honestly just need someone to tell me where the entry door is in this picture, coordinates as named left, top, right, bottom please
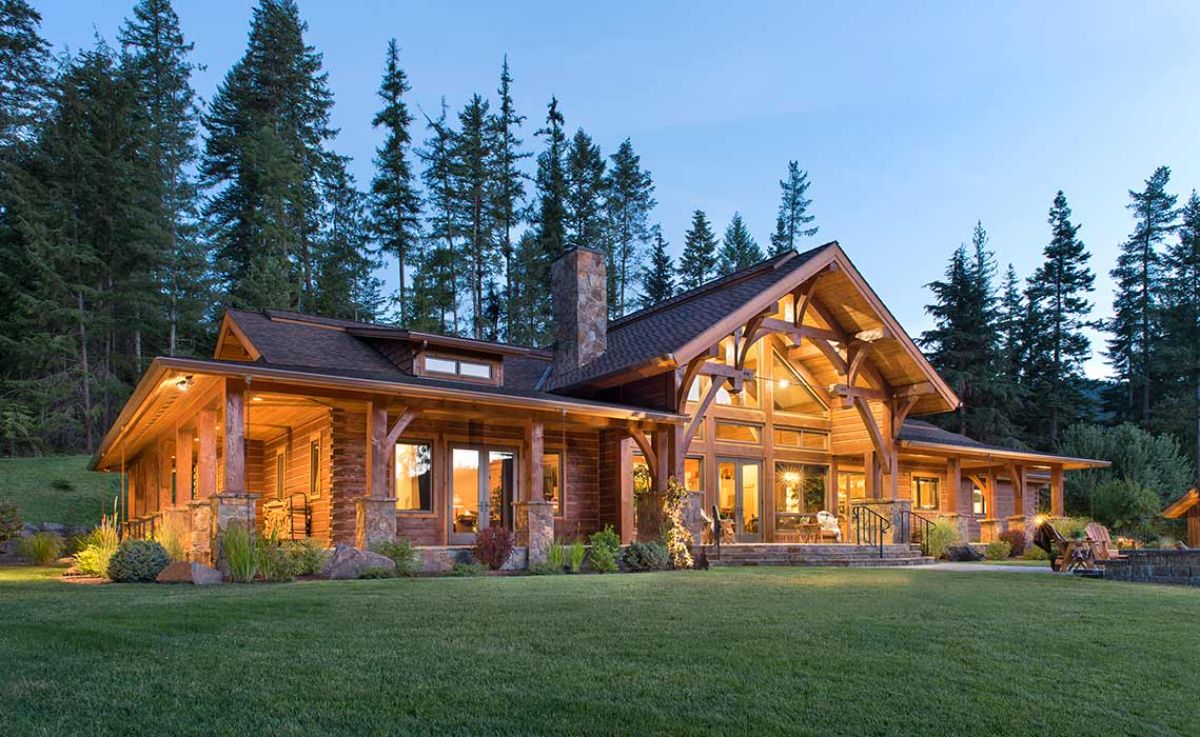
left=718, top=458, right=762, bottom=542
left=449, top=446, right=517, bottom=544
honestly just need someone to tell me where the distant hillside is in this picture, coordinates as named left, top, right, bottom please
left=0, top=456, right=118, bottom=527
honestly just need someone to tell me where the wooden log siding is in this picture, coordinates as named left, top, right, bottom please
left=261, top=416, right=332, bottom=542
left=330, top=408, right=367, bottom=544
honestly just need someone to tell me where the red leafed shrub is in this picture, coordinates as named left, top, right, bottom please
left=474, top=526, right=514, bottom=570
left=999, top=529, right=1026, bottom=558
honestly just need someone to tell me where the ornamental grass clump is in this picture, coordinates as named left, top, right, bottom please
left=371, top=537, right=420, bottom=577
left=283, top=537, right=328, bottom=576
left=153, top=521, right=187, bottom=562
left=546, top=539, right=567, bottom=572
left=19, top=531, right=63, bottom=566
left=588, top=526, right=620, bottom=573
left=474, top=526, right=515, bottom=570
left=256, top=532, right=296, bottom=582
left=221, top=523, right=257, bottom=583
left=985, top=540, right=1013, bottom=560
left=106, top=539, right=170, bottom=582
left=926, top=518, right=960, bottom=560
left=567, top=538, right=586, bottom=573
left=75, top=509, right=120, bottom=577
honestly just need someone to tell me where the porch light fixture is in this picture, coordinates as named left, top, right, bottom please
left=174, top=375, right=194, bottom=392
left=252, top=395, right=264, bottom=402
left=777, top=379, right=790, bottom=389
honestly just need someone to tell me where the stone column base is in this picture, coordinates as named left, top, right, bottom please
left=356, top=497, right=397, bottom=550
left=211, top=492, right=260, bottom=563
left=515, top=500, right=554, bottom=566
left=978, top=518, right=1007, bottom=543
left=187, top=500, right=213, bottom=565
left=857, top=499, right=912, bottom=545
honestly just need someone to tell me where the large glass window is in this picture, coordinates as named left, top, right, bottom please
left=395, top=442, right=433, bottom=512
left=716, top=341, right=759, bottom=408
left=715, top=422, right=761, bottom=443
left=684, top=457, right=704, bottom=492
left=972, top=485, right=986, bottom=516
left=773, top=427, right=829, bottom=450
left=772, top=352, right=827, bottom=416
left=775, top=463, right=828, bottom=534
left=543, top=452, right=563, bottom=515
left=913, top=476, right=939, bottom=511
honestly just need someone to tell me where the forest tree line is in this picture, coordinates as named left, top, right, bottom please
left=0, top=0, right=1197, bottom=536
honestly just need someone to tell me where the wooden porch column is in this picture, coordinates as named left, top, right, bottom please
left=175, top=424, right=193, bottom=504
left=366, top=400, right=388, bottom=499
left=522, top=421, right=545, bottom=502
left=1050, top=465, right=1064, bottom=516
left=619, top=437, right=635, bottom=544
left=223, top=379, right=246, bottom=494
left=945, top=457, right=961, bottom=515
left=863, top=450, right=880, bottom=500
left=517, top=420, right=553, bottom=565
left=196, top=408, right=217, bottom=500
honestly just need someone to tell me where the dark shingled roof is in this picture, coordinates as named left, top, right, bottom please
left=546, top=244, right=831, bottom=390
left=898, top=420, right=995, bottom=451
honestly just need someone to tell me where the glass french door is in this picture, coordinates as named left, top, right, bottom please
left=449, top=446, right=517, bottom=544
left=717, top=458, right=762, bottom=542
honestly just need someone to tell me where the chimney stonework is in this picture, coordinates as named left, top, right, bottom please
left=552, top=247, right=607, bottom=373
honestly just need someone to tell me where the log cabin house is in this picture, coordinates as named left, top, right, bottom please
left=90, top=242, right=1107, bottom=568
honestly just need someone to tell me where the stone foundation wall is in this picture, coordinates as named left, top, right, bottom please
left=1104, top=549, right=1200, bottom=586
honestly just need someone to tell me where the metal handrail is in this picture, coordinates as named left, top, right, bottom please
left=901, top=509, right=936, bottom=556
left=851, top=504, right=891, bottom=558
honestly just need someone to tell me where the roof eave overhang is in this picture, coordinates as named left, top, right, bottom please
left=1163, top=488, right=1199, bottom=519
left=898, top=439, right=1111, bottom=470
left=91, top=357, right=686, bottom=471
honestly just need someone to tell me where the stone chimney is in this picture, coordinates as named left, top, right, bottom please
left=552, top=246, right=607, bottom=373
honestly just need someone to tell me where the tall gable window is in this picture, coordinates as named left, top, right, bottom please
left=771, top=352, right=827, bottom=417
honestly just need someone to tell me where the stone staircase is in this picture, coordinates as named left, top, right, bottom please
left=700, top=543, right=935, bottom=568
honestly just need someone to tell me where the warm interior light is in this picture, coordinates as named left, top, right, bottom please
left=252, top=395, right=264, bottom=402
left=782, top=471, right=801, bottom=486
left=777, top=379, right=790, bottom=389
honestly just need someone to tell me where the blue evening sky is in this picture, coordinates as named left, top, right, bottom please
left=37, top=1, right=1200, bottom=377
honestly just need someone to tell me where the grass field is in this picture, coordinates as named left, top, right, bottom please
left=0, top=455, right=117, bottom=526
left=1, top=566, right=1196, bottom=737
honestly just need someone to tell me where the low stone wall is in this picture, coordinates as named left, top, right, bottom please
left=419, top=546, right=528, bottom=574
left=1104, top=549, right=1200, bottom=586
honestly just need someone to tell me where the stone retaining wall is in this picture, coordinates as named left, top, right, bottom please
left=1103, top=549, right=1200, bottom=586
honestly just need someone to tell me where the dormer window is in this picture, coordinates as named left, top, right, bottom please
left=417, top=352, right=500, bottom=384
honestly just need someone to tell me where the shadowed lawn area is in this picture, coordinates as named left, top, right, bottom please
left=0, top=455, right=116, bottom=526
left=1, top=566, right=1196, bottom=737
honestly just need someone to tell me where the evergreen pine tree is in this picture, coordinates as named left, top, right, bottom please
left=717, top=212, right=763, bottom=275
left=769, top=161, right=818, bottom=255
left=119, top=0, right=207, bottom=357
left=603, top=138, right=655, bottom=317
left=201, top=0, right=337, bottom=311
left=0, top=0, right=48, bottom=155
left=314, top=158, right=380, bottom=319
left=1024, top=191, right=1095, bottom=444
left=1160, top=191, right=1200, bottom=484
left=564, top=128, right=605, bottom=252
left=369, top=39, right=421, bottom=324
left=678, top=209, right=718, bottom=289
left=418, top=98, right=461, bottom=334
left=1107, top=166, right=1178, bottom=424
left=487, top=55, right=528, bottom=340
left=453, top=93, right=495, bottom=339
left=641, top=226, right=674, bottom=307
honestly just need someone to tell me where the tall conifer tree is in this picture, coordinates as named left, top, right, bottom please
left=1160, top=192, right=1200, bottom=484
left=453, top=94, right=495, bottom=339
left=769, top=161, right=818, bottom=255
left=418, top=98, right=460, bottom=334
left=678, top=209, right=718, bottom=289
left=603, top=138, right=655, bottom=317
left=718, top=212, right=762, bottom=275
left=369, top=39, right=421, bottom=324
left=1107, top=166, right=1178, bottom=424
left=564, top=128, right=605, bottom=252
left=641, top=227, right=674, bottom=307
left=488, top=56, right=527, bottom=340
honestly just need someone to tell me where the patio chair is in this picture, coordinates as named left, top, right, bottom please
left=817, top=511, right=841, bottom=542
left=1084, top=522, right=1126, bottom=563
left=1032, top=519, right=1093, bottom=573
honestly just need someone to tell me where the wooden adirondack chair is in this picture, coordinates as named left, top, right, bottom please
left=1032, top=519, right=1095, bottom=573
left=1084, top=522, right=1126, bottom=562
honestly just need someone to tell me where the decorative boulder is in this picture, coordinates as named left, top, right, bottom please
left=321, top=544, right=397, bottom=580
left=156, top=560, right=224, bottom=585
left=945, top=544, right=984, bottom=562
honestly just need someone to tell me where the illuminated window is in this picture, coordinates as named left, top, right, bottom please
left=773, top=427, right=829, bottom=450
left=772, top=352, right=827, bottom=416
left=715, top=422, right=761, bottom=443
left=972, top=486, right=986, bottom=516
left=716, top=341, right=759, bottom=408
left=308, top=439, right=320, bottom=497
left=838, top=472, right=865, bottom=500
left=913, top=476, right=939, bottom=510
left=542, top=452, right=563, bottom=515
left=775, top=463, right=828, bottom=534
left=395, top=442, right=433, bottom=512
left=684, top=457, right=704, bottom=491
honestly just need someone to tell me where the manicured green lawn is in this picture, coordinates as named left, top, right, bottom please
left=1, top=566, right=1196, bottom=736
left=0, top=455, right=117, bottom=526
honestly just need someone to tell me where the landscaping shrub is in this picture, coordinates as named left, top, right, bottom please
left=528, top=562, right=563, bottom=575
left=221, top=523, right=257, bottom=582
left=19, top=531, right=63, bottom=565
left=546, top=539, right=566, bottom=571
left=0, top=498, right=21, bottom=545
left=999, top=529, right=1026, bottom=557
left=256, top=533, right=297, bottom=582
left=1021, top=545, right=1049, bottom=561
left=75, top=513, right=120, bottom=577
left=474, top=526, right=515, bottom=570
left=567, top=538, right=586, bottom=573
left=153, top=522, right=187, bottom=562
left=446, top=561, right=488, bottom=577
left=282, top=538, right=328, bottom=576
left=1052, top=516, right=1092, bottom=540
left=589, top=525, right=620, bottom=573
left=106, top=539, right=170, bottom=582
left=984, top=540, right=1012, bottom=560
left=623, top=541, right=668, bottom=571
left=372, top=537, right=421, bottom=577
left=663, top=476, right=693, bottom=569
left=358, top=566, right=395, bottom=579
left=926, top=518, right=959, bottom=559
